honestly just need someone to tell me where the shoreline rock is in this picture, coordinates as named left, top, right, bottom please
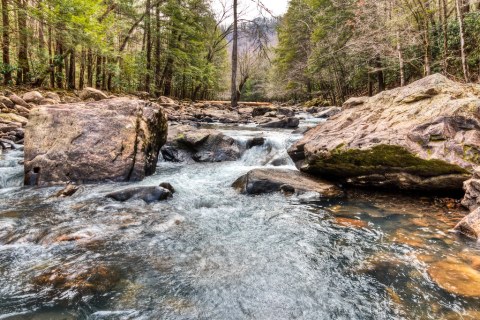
left=288, top=74, right=479, bottom=192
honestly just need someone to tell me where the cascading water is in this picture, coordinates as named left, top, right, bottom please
left=0, top=145, right=24, bottom=189
left=0, top=123, right=479, bottom=319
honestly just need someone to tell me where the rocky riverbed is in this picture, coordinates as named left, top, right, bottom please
left=2, top=76, right=480, bottom=318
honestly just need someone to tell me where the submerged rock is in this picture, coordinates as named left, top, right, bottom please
left=53, top=184, right=79, bottom=198
left=428, top=258, right=480, bottom=297
left=232, top=168, right=343, bottom=198
left=289, top=74, right=477, bottom=192
left=106, top=186, right=173, bottom=203
left=24, top=98, right=168, bottom=185
left=333, top=217, right=369, bottom=229
left=33, top=264, right=120, bottom=295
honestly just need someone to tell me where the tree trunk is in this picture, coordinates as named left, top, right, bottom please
left=145, top=0, right=152, bottom=92
left=396, top=31, right=405, bottom=86
left=375, top=55, right=385, bottom=93
left=38, top=0, right=45, bottom=52
left=101, top=56, right=106, bottom=90
left=236, top=75, right=249, bottom=101
left=95, top=54, right=102, bottom=88
left=154, top=1, right=161, bottom=96
left=367, top=71, right=373, bottom=97
left=48, top=26, right=54, bottom=87
left=231, top=0, right=238, bottom=108
left=79, top=48, right=85, bottom=89
left=1, top=0, right=11, bottom=84
left=16, top=0, right=29, bottom=84
left=456, top=0, right=469, bottom=82
left=67, top=49, right=75, bottom=89
left=55, top=41, right=63, bottom=88
left=423, top=18, right=431, bottom=76
left=192, top=84, right=201, bottom=101
left=442, top=0, right=448, bottom=73
left=87, top=49, right=93, bottom=87
left=107, top=58, right=112, bottom=91
left=162, top=60, right=173, bottom=96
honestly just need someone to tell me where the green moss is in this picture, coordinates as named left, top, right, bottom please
left=463, top=145, right=480, bottom=164
left=303, top=97, right=330, bottom=108
left=311, top=144, right=468, bottom=178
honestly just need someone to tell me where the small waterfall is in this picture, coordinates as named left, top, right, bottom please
left=221, top=128, right=301, bottom=167
left=0, top=147, right=24, bottom=189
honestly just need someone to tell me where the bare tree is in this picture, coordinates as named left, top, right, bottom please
left=1, top=0, right=11, bottom=84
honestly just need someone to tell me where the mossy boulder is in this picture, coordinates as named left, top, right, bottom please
left=288, top=74, right=480, bottom=191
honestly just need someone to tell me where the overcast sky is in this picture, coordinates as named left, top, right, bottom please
left=212, top=0, right=289, bottom=21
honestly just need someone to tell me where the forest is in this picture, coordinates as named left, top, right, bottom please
left=1, top=0, right=479, bottom=104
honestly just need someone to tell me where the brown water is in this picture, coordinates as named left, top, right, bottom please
left=0, top=125, right=479, bottom=319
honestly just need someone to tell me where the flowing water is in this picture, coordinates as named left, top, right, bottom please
left=1, top=122, right=480, bottom=319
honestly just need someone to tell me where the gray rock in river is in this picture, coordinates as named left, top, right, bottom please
left=232, top=168, right=343, bottom=198
left=161, top=124, right=241, bottom=163
left=24, top=98, right=168, bottom=185
left=258, top=117, right=300, bottom=129
left=106, top=186, right=172, bottom=203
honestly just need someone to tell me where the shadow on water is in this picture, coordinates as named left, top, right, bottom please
left=1, top=124, right=480, bottom=319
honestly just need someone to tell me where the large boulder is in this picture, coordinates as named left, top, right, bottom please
left=289, top=74, right=478, bottom=191
left=24, top=98, right=168, bottom=185
left=232, top=168, right=343, bottom=198
left=79, top=87, right=108, bottom=101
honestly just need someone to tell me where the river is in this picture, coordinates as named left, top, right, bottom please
left=0, top=121, right=479, bottom=319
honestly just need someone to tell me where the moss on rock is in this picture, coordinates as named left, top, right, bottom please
left=310, top=145, right=468, bottom=178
